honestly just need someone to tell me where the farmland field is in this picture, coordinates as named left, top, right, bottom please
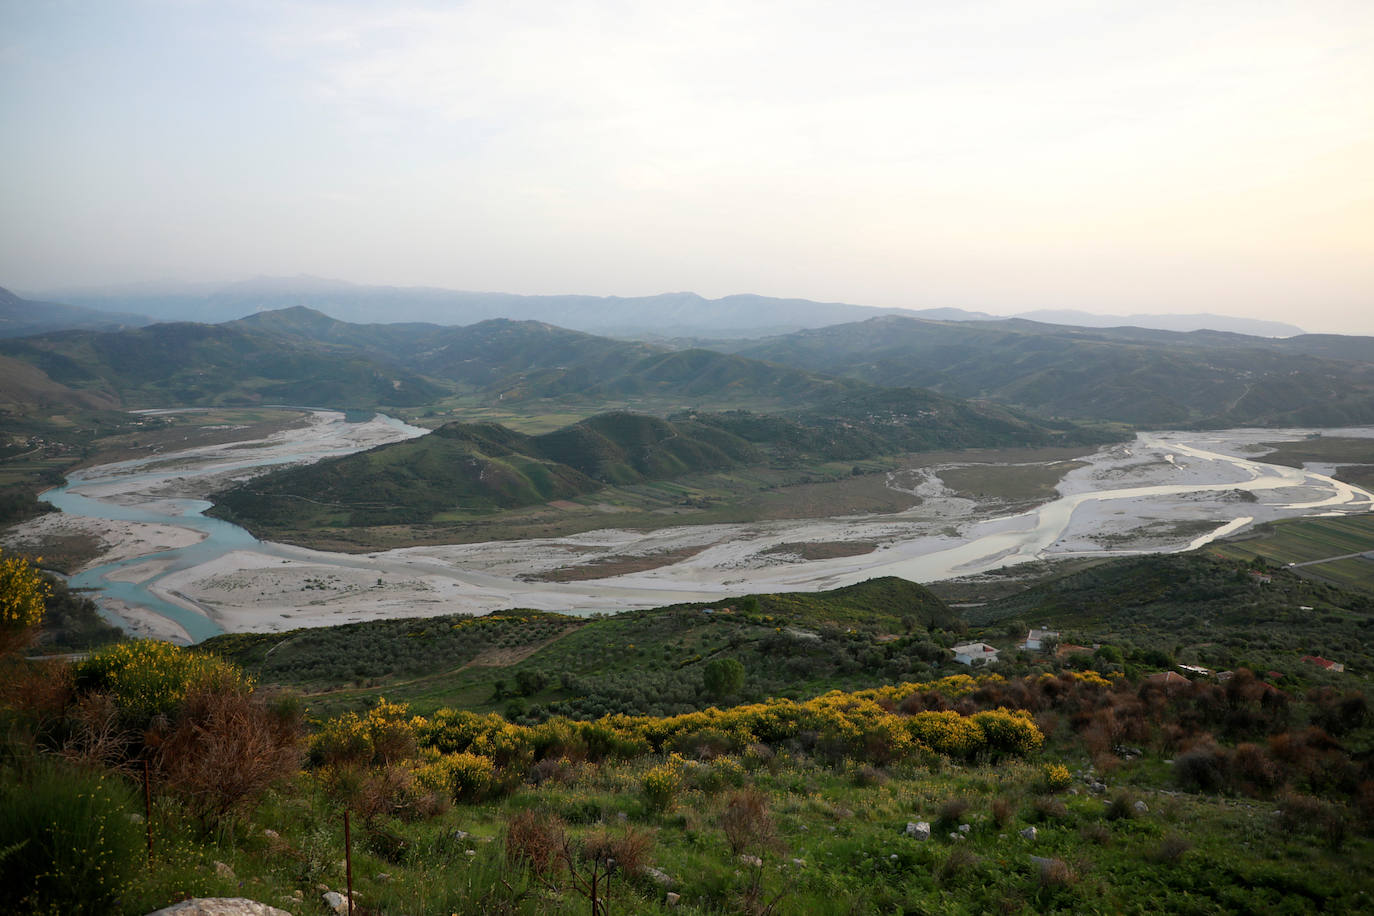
left=1213, top=514, right=1374, bottom=592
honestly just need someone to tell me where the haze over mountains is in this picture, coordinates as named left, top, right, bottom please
left=3, top=286, right=1373, bottom=435
left=16, top=277, right=1305, bottom=339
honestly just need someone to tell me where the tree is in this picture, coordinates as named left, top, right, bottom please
left=703, top=658, right=745, bottom=698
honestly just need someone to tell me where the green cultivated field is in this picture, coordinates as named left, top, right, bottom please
left=1214, top=515, right=1374, bottom=592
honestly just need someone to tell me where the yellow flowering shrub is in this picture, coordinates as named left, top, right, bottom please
left=972, top=708, right=1044, bottom=758
left=74, top=640, right=245, bottom=726
left=413, top=751, right=496, bottom=802
left=1042, top=762, right=1073, bottom=791
left=0, top=549, right=49, bottom=632
left=311, top=699, right=418, bottom=766
left=642, top=753, right=685, bottom=811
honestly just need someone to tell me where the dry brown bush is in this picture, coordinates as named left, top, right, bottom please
left=1032, top=796, right=1068, bottom=822
left=0, top=656, right=72, bottom=745
left=59, top=691, right=133, bottom=771
left=936, top=797, right=970, bottom=829
left=991, top=796, right=1017, bottom=828
left=155, top=686, right=302, bottom=829
left=722, top=788, right=777, bottom=856
left=505, top=809, right=566, bottom=876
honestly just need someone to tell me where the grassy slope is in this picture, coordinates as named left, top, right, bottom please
left=167, top=559, right=1374, bottom=914
left=965, top=552, right=1374, bottom=680
left=200, top=577, right=957, bottom=719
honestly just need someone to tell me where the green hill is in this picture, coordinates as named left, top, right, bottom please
left=0, top=320, right=446, bottom=409
left=734, top=315, right=1374, bottom=427
left=209, top=402, right=1117, bottom=533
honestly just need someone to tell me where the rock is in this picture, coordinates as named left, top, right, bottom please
left=948, top=832, right=960, bottom=841
left=263, top=829, right=279, bottom=840
left=214, top=861, right=235, bottom=881
left=738, top=854, right=763, bottom=868
left=958, top=824, right=971, bottom=834
left=1133, top=801, right=1149, bottom=815
left=1020, top=826, right=1038, bottom=840
left=665, top=892, right=681, bottom=907
left=374, top=872, right=391, bottom=882
left=451, top=829, right=469, bottom=841
left=904, top=821, right=931, bottom=841
left=791, top=858, right=806, bottom=868
left=321, top=891, right=348, bottom=915
left=645, top=866, right=674, bottom=887
left=145, top=900, right=293, bottom=916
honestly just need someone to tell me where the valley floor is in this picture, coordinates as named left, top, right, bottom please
left=6, top=412, right=1373, bottom=641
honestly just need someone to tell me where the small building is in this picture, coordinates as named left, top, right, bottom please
left=1177, top=664, right=1213, bottom=678
left=1144, top=670, right=1192, bottom=690
left=1301, top=655, right=1345, bottom=673
left=1021, top=627, right=1060, bottom=651
left=951, top=642, right=999, bottom=666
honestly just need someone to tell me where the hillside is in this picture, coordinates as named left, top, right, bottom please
left=7, top=554, right=1373, bottom=915
left=0, top=320, right=446, bottom=409
left=230, top=308, right=866, bottom=408
left=208, top=403, right=1116, bottom=534
left=732, top=315, right=1374, bottom=427
left=0, top=286, right=150, bottom=338
left=963, top=552, right=1374, bottom=677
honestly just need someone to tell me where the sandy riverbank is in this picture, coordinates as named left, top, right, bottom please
left=2, top=512, right=206, bottom=571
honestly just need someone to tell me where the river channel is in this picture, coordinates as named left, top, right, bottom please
left=28, top=413, right=1374, bottom=643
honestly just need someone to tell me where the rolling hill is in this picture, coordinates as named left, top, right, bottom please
left=209, top=398, right=1117, bottom=532
left=0, top=320, right=446, bottom=409
left=0, top=286, right=150, bottom=338
left=731, top=315, right=1374, bottom=427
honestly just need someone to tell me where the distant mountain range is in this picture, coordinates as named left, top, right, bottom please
left=18, top=276, right=1306, bottom=338
left=3, top=297, right=1369, bottom=435
left=728, top=315, right=1374, bottom=427
left=0, top=286, right=149, bottom=338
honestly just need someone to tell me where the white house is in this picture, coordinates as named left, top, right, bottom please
left=1021, top=628, right=1060, bottom=651
left=951, top=642, right=1000, bottom=666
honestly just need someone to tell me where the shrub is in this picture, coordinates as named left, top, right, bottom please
left=1104, top=793, right=1139, bottom=821
left=936, top=797, right=970, bottom=829
left=74, top=640, right=244, bottom=729
left=1150, top=834, right=1192, bottom=864
left=0, top=549, right=49, bottom=654
left=721, top=787, right=776, bottom=856
left=0, top=759, right=143, bottom=916
left=505, top=809, right=566, bottom=876
left=1040, top=763, right=1072, bottom=792
left=1277, top=792, right=1349, bottom=849
left=155, top=685, right=302, bottom=829
left=991, top=796, right=1017, bottom=828
left=1032, top=796, right=1069, bottom=822
left=416, top=752, right=497, bottom=803
left=1173, top=738, right=1228, bottom=793
left=642, top=754, right=685, bottom=812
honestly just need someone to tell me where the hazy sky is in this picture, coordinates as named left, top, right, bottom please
left=2, top=1, right=1371, bottom=332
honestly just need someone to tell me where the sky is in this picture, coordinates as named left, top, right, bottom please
left=1, top=0, right=1371, bottom=333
